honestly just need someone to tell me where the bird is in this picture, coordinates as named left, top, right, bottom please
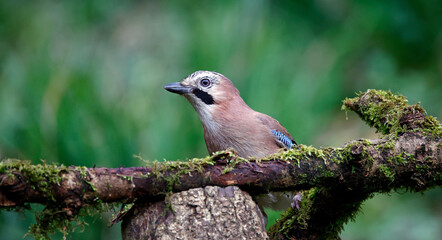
left=164, top=71, right=298, bottom=211
left=163, top=70, right=296, bottom=159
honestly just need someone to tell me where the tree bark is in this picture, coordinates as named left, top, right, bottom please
left=121, top=186, right=268, bottom=240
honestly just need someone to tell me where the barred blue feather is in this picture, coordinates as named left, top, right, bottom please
left=271, top=130, right=295, bottom=148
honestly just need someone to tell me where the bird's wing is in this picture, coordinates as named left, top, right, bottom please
left=256, top=113, right=296, bottom=148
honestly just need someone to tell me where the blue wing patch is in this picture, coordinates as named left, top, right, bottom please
left=271, top=130, right=295, bottom=148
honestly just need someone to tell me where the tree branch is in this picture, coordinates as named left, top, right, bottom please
left=1, top=132, right=440, bottom=207
left=1, top=89, right=441, bottom=239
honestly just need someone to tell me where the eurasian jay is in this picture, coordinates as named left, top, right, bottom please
left=164, top=70, right=296, bottom=158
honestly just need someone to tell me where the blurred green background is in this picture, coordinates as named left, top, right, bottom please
left=0, top=0, right=441, bottom=239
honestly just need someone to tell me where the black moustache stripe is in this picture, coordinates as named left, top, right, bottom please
left=193, top=88, right=215, bottom=105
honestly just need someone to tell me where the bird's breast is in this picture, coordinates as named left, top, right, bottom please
left=202, top=115, right=281, bottom=158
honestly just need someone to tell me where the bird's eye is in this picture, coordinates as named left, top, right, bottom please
left=200, top=79, right=211, bottom=87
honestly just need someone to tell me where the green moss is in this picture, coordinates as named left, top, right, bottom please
left=274, top=188, right=317, bottom=237
left=267, top=145, right=328, bottom=167
left=74, top=166, right=98, bottom=192
left=141, top=150, right=232, bottom=192
left=323, top=170, right=334, bottom=178
left=379, top=164, right=395, bottom=182
left=28, top=206, right=83, bottom=239
left=420, top=115, right=442, bottom=136
left=416, top=165, right=430, bottom=173
left=0, top=159, right=66, bottom=202
left=342, top=90, right=405, bottom=135
left=376, top=139, right=395, bottom=151
left=0, top=159, right=116, bottom=239
left=336, top=139, right=374, bottom=165
left=146, top=153, right=216, bottom=174
left=143, top=150, right=248, bottom=188
left=29, top=202, right=120, bottom=239
left=342, top=89, right=441, bottom=136
left=387, top=152, right=414, bottom=165
left=217, top=150, right=248, bottom=174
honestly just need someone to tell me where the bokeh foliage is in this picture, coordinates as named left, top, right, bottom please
left=0, top=0, right=440, bottom=239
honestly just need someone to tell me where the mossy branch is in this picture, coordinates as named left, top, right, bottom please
left=269, top=89, right=441, bottom=239
left=2, top=135, right=438, bottom=207
left=0, top=90, right=441, bottom=239
left=342, top=89, right=441, bottom=135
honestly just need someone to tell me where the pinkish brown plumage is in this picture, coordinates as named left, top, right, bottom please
left=164, top=70, right=296, bottom=158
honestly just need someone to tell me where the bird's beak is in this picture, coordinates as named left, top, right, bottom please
left=164, top=82, right=193, bottom=95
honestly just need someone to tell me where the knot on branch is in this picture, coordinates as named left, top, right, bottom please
left=0, top=172, right=25, bottom=192
left=350, top=144, right=364, bottom=156
left=0, top=172, right=27, bottom=207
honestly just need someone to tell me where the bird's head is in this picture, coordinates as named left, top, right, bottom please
left=164, top=71, right=242, bottom=114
